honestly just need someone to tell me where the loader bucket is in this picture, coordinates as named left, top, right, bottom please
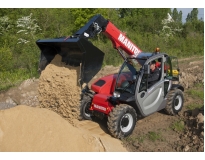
left=36, top=37, right=105, bottom=85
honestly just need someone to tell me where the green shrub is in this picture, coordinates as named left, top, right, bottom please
left=0, top=46, right=13, bottom=72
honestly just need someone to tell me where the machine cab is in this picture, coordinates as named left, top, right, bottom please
left=113, top=52, right=178, bottom=117
left=136, top=52, right=180, bottom=116
left=114, top=59, right=142, bottom=96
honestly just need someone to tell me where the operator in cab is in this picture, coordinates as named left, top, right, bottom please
left=147, top=60, right=160, bottom=88
left=153, top=47, right=161, bottom=68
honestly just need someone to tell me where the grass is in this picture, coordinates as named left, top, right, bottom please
left=123, top=136, right=137, bottom=143
left=125, top=131, right=164, bottom=144
left=187, top=89, right=204, bottom=100
left=186, top=104, right=203, bottom=110
left=137, top=135, right=146, bottom=143
left=194, top=82, right=204, bottom=88
left=126, top=135, right=146, bottom=143
left=0, top=68, right=38, bottom=91
left=147, top=131, right=164, bottom=142
left=185, top=82, right=204, bottom=110
left=123, top=135, right=145, bottom=143
left=186, top=82, right=204, bottom=100
left=170, top=120, right=185, bottom=132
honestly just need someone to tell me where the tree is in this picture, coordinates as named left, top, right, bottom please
left=16, top=13, right=42, bottom=44
left=172, top=8, right=182, bottom=23
left=186, top=8, right=199, bottom=22
left=118, top=8, right=170, bottom=34
left=0, top=16, right=11, bottom=35
left=70, top=8, right=109, bottom=32
left=172, top=8, right=178, bottom=21
left=159, top=13, right=183, bottom=42
left=178, top=11, right=182, bottom=23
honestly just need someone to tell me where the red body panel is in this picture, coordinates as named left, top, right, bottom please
left=91, top=74, right=117, bottom=115
left=90, top=72, right=131, bottom=115
left=91, top=94, right=114, bottom=114
left=91, top=74, right=117, bottom=94
left=103, top=22, right=142, bottom=58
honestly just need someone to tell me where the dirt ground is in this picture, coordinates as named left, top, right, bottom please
left=0, top=55, right=204, bottom=152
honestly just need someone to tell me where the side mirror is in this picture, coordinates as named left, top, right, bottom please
left=144, top=64, right=150, bottom=75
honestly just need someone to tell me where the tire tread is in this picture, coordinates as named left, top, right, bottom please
left=107, top=104, right=137, bottom=139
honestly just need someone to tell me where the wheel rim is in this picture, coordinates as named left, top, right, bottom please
left=120, top=113, right=133, bottom=132
left=174, top=95, right=182, bottom=110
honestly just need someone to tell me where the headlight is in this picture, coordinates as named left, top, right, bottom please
left=113, top=91, right=120, bottom=98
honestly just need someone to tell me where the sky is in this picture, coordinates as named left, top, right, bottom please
left=1, top=1, right=205, bottom=22
left=175, top=8, right=204, bottom=23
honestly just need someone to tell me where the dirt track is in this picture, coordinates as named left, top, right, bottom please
left=0, top=55, right=204, bottom=152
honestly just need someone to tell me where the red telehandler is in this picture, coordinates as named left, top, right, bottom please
left=36, top=14, right=184, bottom=139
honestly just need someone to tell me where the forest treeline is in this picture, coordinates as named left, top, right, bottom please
left=0, top=8, right=204, bottom=90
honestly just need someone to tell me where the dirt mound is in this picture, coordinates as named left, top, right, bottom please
left=38, top=54, right=81, bottom=125
left=177, top=107, right=204, bottom=151
left=0, top=105, right=127, bottom=152
left=0, top=78, right=39, bottom=109
left=179, top=60, right=204, bottom=89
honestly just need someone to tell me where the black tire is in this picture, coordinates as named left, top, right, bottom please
left=164, top=89, right=184, bottom=115
left=80, top=96, right=92, bottom=120
left=107, top=104, right=137, bottom=139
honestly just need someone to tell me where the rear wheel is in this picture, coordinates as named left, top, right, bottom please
left=164, top=89, right=184, bottom=115
left=80, top=96, right=92, bottom=120
left=107, top=104, right=137, bottom=139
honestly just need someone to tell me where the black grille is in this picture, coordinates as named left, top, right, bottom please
left=94, top=80, right=105, bottom=86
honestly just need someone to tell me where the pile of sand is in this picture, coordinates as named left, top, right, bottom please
left=0, top=105, right=127, bottom=152
left=0, top=105, right=105, bottom=151
left=38, top=54, right=81, bottom=125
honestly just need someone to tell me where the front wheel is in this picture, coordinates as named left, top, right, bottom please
left=80, top=96, right=92, bottom=120
left=164, top=89, right=184, bottom=115
left=107, top=104, right=137, bottom=139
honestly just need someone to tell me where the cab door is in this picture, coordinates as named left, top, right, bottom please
left=136, top=57, right=165, bottom=116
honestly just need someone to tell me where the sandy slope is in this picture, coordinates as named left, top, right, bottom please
left=0, top=105, right=127, bottom=152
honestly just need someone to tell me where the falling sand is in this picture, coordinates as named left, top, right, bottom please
left=38, top=54, right=81, bottom=125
